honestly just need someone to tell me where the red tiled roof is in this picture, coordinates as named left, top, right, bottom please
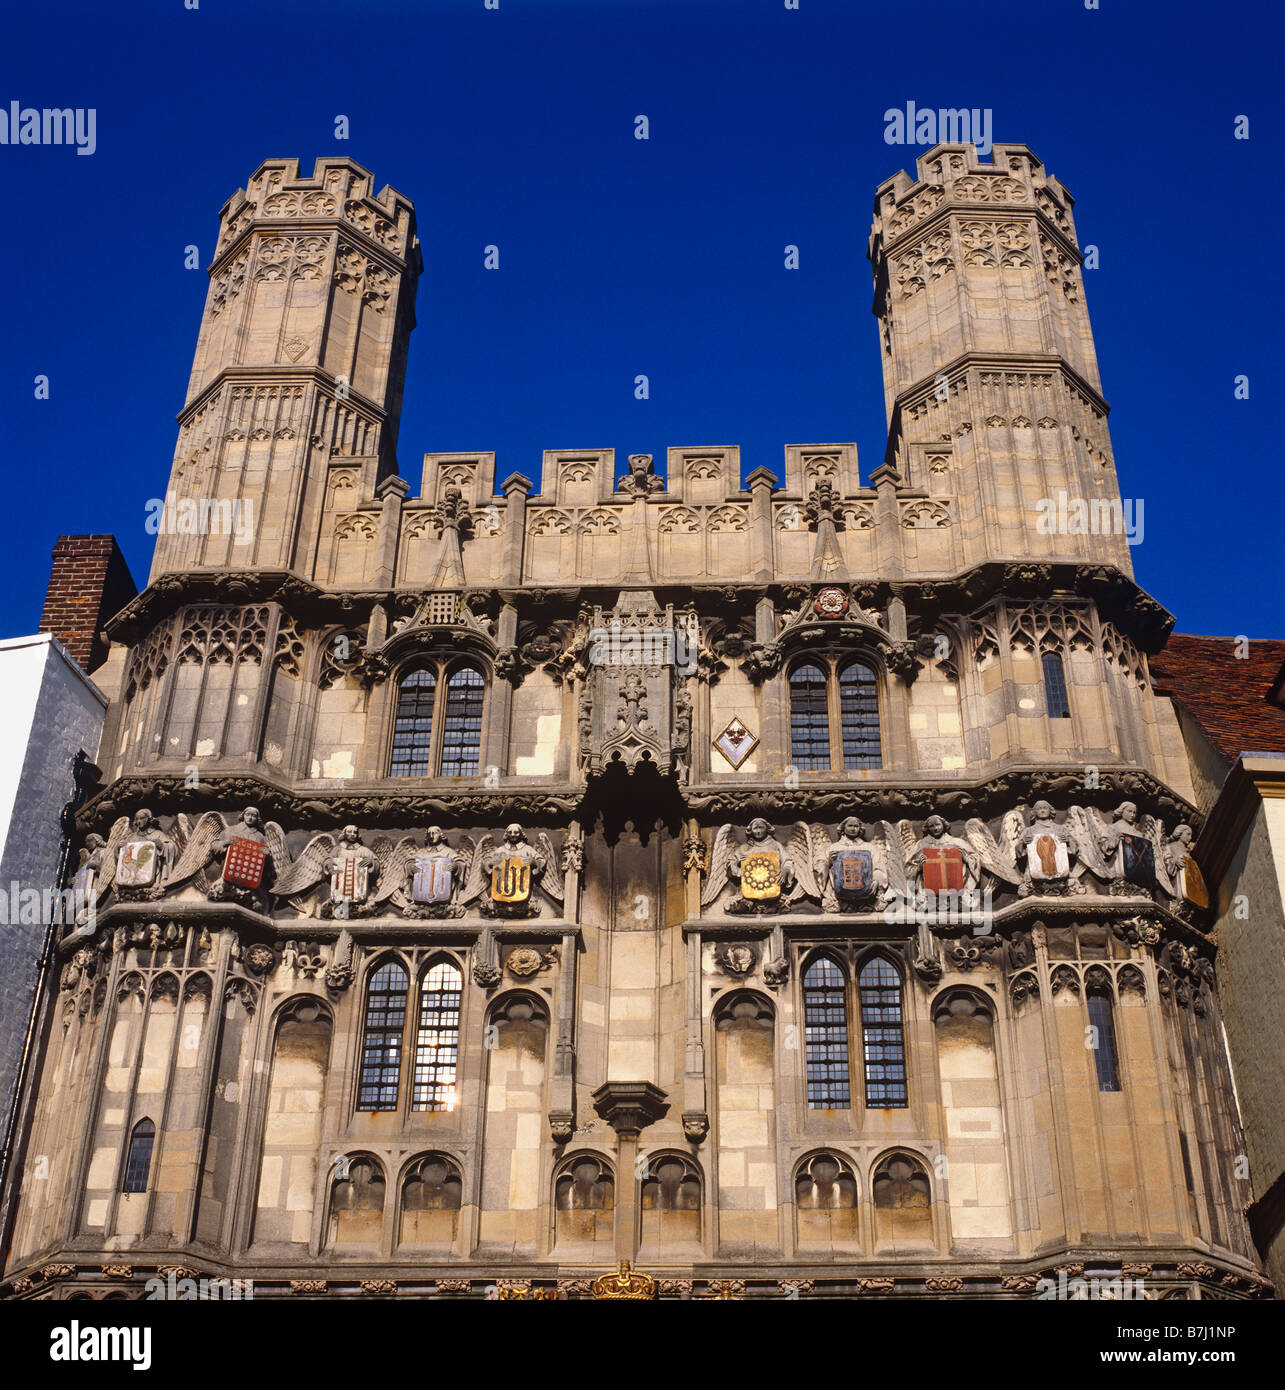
left=1150, top=634, right=1285, bottom=765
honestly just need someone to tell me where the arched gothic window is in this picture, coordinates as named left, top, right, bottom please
left=1042, top=650, right=1071, bottom=719
left=788, top=657, right=882, bottom=771
left=412, top=960, right=462, bottom=1112
left=389, top=660, right=486, bottom=777
left=802, top=955, right=851, bottom=1109
left=1087, top=987, right=1121, bottom=1092
left=788, top=662, right=830, bottom=769
left=859, top=957, right=908, bottom=1107
left=389, top=669, right=435, bottom=775
left=357, top=961, right=408, bottom=1111
left=440, top=665, right=485, bottom=775
left=123, top=1118, right=155, bottom=1193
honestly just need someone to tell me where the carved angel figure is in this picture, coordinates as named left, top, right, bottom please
left=268, top=824, right=381, bottom=916
left=323, top=825, right=380, bottom=904
left=363, top=826, right=473, bottom=917
left=164, top=805, right=289, bottom=905
left=817, top=817, right=888, bottom=910
left=111, top=809, right=177, bottom=898
left=73, top=809, right=177, bottom=918
left=1015, top=801, right=1080, bottom=894
left=908, top=815, right=981, bottom=894
left=965, top=803, right=1074, bottom=897
left=1161, top=823, right=1208, bottom=909
left=68, top=833, right=107, bottom=930
left=1079, top=802, right=1173, bottom=895
left=469, top=824, right=564, bottom=915
left=702, top=819, right=820, bottom=911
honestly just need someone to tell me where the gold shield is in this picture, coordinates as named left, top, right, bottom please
left=740, top=851, right=781, bottom=901
left=491, top=855, right=531, bottom=903
left=1182, top=854, right=1210, bottom=909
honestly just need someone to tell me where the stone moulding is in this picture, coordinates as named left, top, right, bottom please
left=106, top=558, right=1174, bottom=655
left=76, top=767, right=1200, bottom=841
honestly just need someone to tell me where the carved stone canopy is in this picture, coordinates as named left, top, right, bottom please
left=591, top=1080, right=669, bottom=1137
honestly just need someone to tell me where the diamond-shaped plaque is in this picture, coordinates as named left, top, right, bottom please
left=713, top=719, right=758, bottom=770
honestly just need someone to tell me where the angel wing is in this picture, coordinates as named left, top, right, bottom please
left=1065, top=805, right=1111, bottom=879
left=811, top=825, right=839, bottom=912
left=784, top=822, right=820, bottom=903
left=460, top=834, right=494, bottom=904
left=91, top=816, right=132, bottom=897
left=700, top=824, right=735, bottom=908
left=270, top=833, right=335, bottom=897
left=965, top=818, right=1023, bottom=887
left=168, top=812, right=226, bottom=887
left=1000, top=809, right=1024, bottom=868
left=880, top=821, right=913, bottom=899
left=536, top=832, right=565, bottom=904
left=1140, top=815, right=1175, bottom=895
left=263, top=822, right=290, bottom=881
left=369, top=836, right=421, bottom=907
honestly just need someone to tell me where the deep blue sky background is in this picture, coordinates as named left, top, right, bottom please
left=2, top=0, right=1281, bottom=639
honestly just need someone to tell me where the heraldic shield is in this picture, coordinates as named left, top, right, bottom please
left=1181, top=854, right=1210, bottom=909
left=833, top=849, right=875, bottom=900
left=330, top=850, right=369, bottom=902
left=222, top=838, right=266, bottom=889
left=740, top=851, right=782, bottom=900
left=116, top=841, right=158, bottom=888
left=1120, top=833, right=1156, bottom=888
left=491, top=856, right=531, bottom=904
left=922, top=846, right=964, bottom=893
left=413, top=854, right=455, bottom=904
left=1026, top=833, right=1069, bottom=880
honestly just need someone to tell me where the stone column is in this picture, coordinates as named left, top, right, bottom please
left=591, top=1081, right=669, bottom=1264
left=746, top=467, right=776, bottom=582
left=372, top=474, right=408, bottom=586
left=500, top=472, right=532, bottom=585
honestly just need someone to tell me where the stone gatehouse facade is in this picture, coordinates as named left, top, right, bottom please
left=2, top=143, right=1268, bottom=1300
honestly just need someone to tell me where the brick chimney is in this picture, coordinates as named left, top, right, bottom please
left=38, top=535, right=137, bottom=674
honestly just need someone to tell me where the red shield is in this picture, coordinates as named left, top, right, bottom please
left=922, top=846, right=964, bottom=893
left=222, top=838, right=266, bottom=888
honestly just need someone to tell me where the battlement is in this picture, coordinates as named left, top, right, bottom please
left=213, top=155, right=419, bottom=269
left=870, top=142, right=1078, bottom=259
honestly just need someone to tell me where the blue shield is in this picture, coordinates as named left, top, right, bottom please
left=1121, top=834, right=1156, bottom=888
left=832, top=849, right=874, bottom=900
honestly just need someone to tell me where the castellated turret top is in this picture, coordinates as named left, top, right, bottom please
left=212, top=155, right=421, bottom=273
left=869, top=142, right=1079, bottom=259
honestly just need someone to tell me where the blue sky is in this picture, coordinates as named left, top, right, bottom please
left=2, top=0, right=1281, bottom=639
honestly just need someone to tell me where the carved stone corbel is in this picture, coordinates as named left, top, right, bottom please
left=472, top=925, right=501, bottom=989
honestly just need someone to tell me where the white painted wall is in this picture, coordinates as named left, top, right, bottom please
left=0, top=634, right=107, bottom=1137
